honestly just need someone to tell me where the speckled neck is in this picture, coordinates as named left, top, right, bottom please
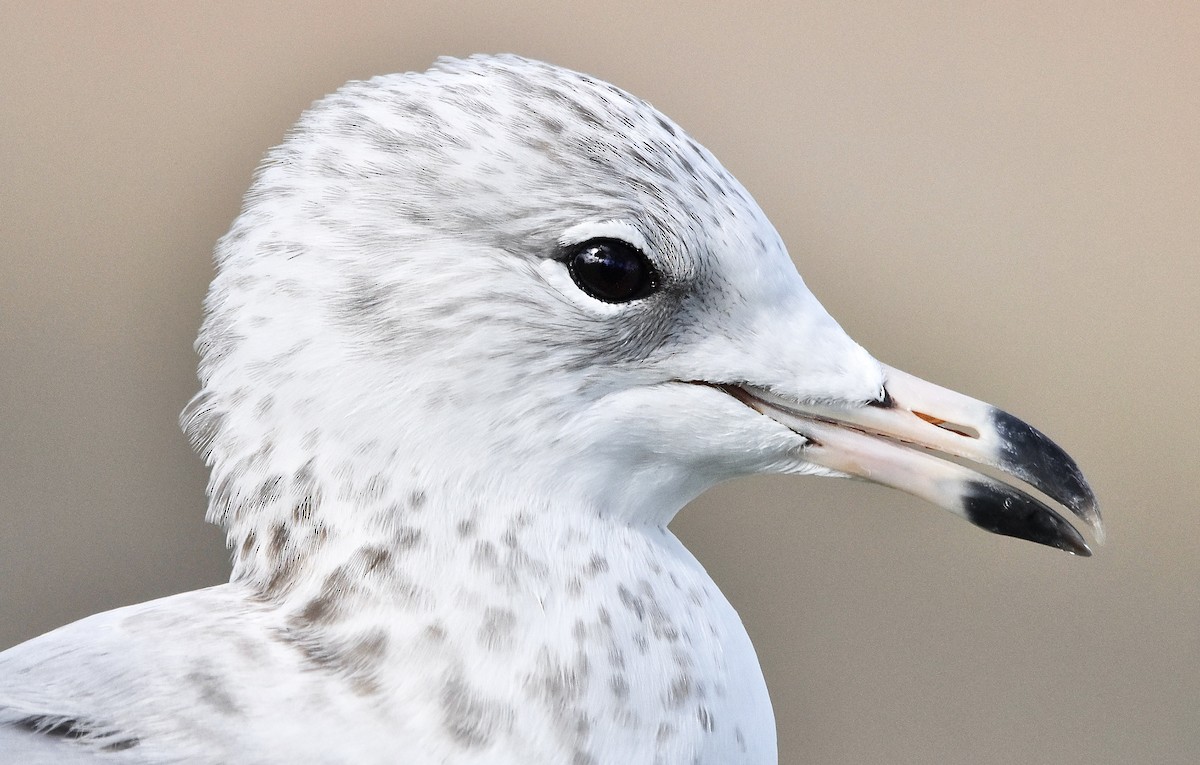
left=236, top=478, right=770, bottom=763
left=201, top=439, right=574, bottom=600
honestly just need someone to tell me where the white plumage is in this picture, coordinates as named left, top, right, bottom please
left=0, top=55, right=1098, bottom=764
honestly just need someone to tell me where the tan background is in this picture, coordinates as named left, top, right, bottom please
left=2, top=2, right=1196, bottom=763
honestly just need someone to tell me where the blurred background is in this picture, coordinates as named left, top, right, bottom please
left=1, top=2, right=1196, bottom=763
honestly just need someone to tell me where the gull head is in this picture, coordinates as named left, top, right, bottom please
left=182, top=55, right=1100, bottom=587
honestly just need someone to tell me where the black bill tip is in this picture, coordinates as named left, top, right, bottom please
left=962, top=480, right=1092, bottom=556
left=990, top=408, right=1103, bottom=537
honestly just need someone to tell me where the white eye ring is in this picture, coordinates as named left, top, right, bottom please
left=537, top=259, right=628, bottom=316
left=557, top=220, right=651, bottom=254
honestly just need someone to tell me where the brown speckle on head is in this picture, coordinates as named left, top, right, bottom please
left=583, top=554, right=608, bottom=576
left=267, top=522, right=290, bottom=559
left=526, top=647, right=590, bottom=706
left=565, top=576, right=583, bottom=598
left=293, top=458, right=316, bottom=485
left=260, top=550, right=303, bottom=598
left=633, top=634, right=649, bottom=655
left=287, top=564, right=355, bottom=626
left=521, top=646, right=595, bottom=756
left=607, top=646, right=626, bottom=671
left=609, top=673, right=629, bottom=700
left=354, top=544, right=394, bottom=576
left=472, top=540, right=499, bottom=571
left=639, top=581, right=679, bottom=642
left=440, top=672, right=514, bottom=748
left=292, top=494, right=318, bottom=524
left=393, top=525, right=424, bottom=552
left=362, top=472, right=389, bottom=503
left=253, top=474, right=284, bottom=508
left=477, top=607, right=518, bottom=651
left=617, top=585, right=645, bottom=621
left=239, top=529, right=258, bottom=557
left=290, top=627, right=389, bottom=697
left=242, top=442, right=274, bottom=470
left=296, top=592, right=339, bottom=625
left=667, top=672, right=693, bottom=708
left=656, top=722, right=675, bottom=744
left=254, top=394, right=276, bottom=418
left=408, top=489, right=427, bottom=511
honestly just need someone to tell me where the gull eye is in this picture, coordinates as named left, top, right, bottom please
left=563, top=238, right=659, bottom=304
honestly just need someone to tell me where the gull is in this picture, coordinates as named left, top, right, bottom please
left=0, top=54, right=1101, bottom=764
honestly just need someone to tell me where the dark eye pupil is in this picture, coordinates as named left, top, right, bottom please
left=565, top=238, right=657, bottom=303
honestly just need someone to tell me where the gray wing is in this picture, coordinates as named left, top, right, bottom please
left=0, top=585, right=267, bottom=764
left=0, top=721, right=150, bottom=764
left=0, top=584, right=424, bottom=764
